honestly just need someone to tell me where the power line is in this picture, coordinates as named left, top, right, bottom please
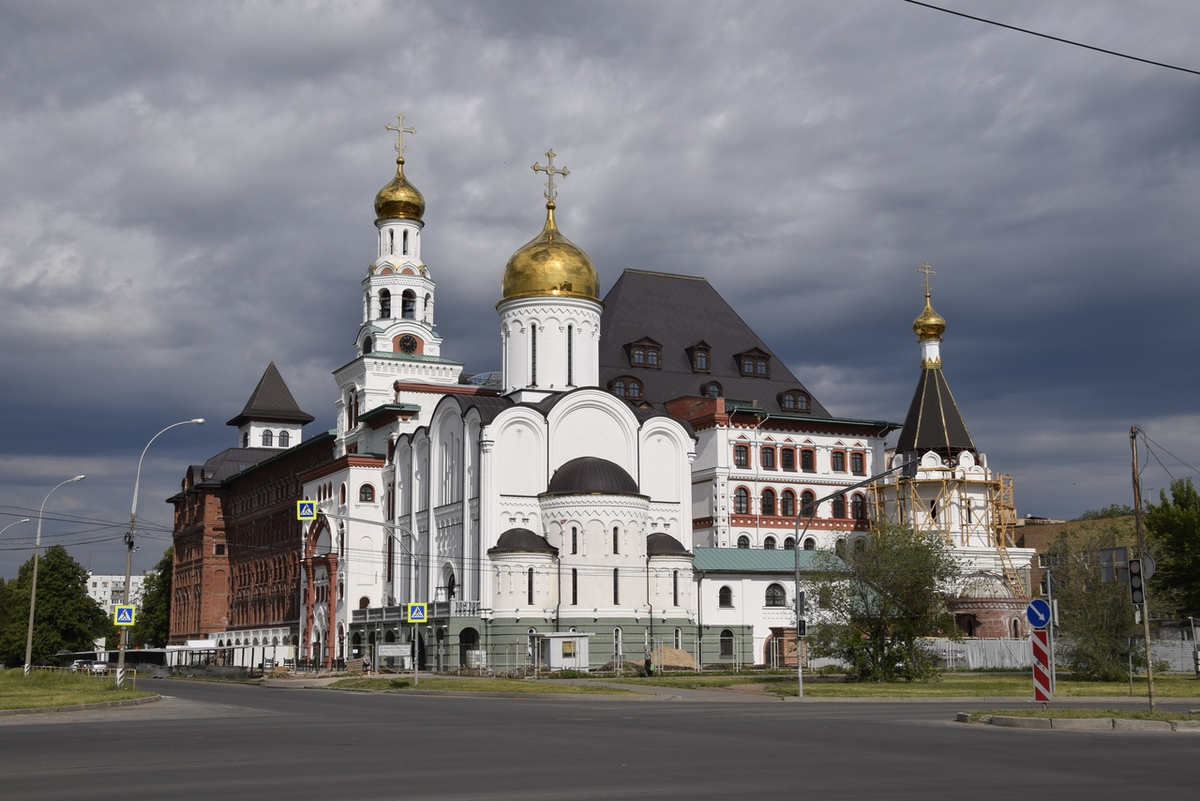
left=904, top=0, right=1200, bottom=76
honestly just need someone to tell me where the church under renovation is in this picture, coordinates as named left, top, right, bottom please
left=168, top=117, right=1034, bottom=672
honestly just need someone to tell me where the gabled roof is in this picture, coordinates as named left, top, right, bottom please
left=893, top=365, right=976, bottom=460
left=226, top=363, right=315, bottom=427
left=598, top=270, right=831, bottom=416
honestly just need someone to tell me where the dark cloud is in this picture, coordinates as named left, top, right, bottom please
left=2, top=0, right=1199, bottom=576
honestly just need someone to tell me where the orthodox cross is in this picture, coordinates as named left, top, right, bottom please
left=386, top=114, right=417, bottom=157
left=918, top=261, right=935, bottom=295
left=532, top=149, right=569, bottom=202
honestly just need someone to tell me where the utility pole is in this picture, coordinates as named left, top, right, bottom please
left=1130, top=425, right=1155, bottom=711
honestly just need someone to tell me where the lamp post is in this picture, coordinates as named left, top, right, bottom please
left=1, top=518, right=32, bottom=538
left=792, top=455, right=915, bottom=698
left=24, top=476, right=86, bottom=674
left=116, top=418, right=204, bottom=687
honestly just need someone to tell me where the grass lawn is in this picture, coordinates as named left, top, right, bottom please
left=329, top=676, right=636, bottom=694
left=0, top=668, right=157, bottom=711
left=609, top=672, right=1200, bottom=699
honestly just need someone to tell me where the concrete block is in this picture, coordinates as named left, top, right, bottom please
left=1051, top=717, right=1113, bottom=731
left=1112, top=718, right=1172, bottom=732
left=991, top=715, right=1051, bottom=729
left=1169, top=719, right=1200, bottom=731
left=955, top=712, right=971, bottom=723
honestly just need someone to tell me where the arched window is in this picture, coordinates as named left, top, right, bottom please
left=627, top=379, right=643, bottom=399
left=379, top=289, right=391, bottom=318
left=763, top=536, right=776, bottom=550
left=242, top=432, right=249, bottom=448
left=279, top=430, right=290, bottom=447
left=402, top=229, right=409, bottom=255
left=734, top=488, right=749, bottom=514
left=359, top=485, right=375, bottom=503
left=783, top=537, right=795, bottom=550
left=737, top=535, right=750, bottom=549
left=765, top=583, right=787, bottom=607
left=803, top=537, right=816, bottom=550
left=612, top=526, right=620, bottom=555
left=702, top=382, right=722, bottom=398
left=571, top=526, right=578, bottom=555
left=672, top=570, right=679, bottom=606
left=832, top=494, right=847, bottom=518
left=527, top=568, right=534, bottom=605
left=261, top=430, right=273, bottom=447
left=614, top=627, right=623, bottom=658
left=852, top=493, right=866, bottom=520
left=801, top=490, right=816, bottom=518
left=571, top=569, right=578, bottom=605
left=358, top=596, right=370, bottom=610
left=720, top=629, right=734, bottom=658
left=363, top=336, right=373, bottom=354
left=613, top=379, right=626, bottom=397
left=781, top=490, right=796, bottom=517
left=401, top=289, right=416, bottom=319
left=718, top=586, right=733, bottom=608
left=388, top=229, right=394, bottom=255
left=761, top=489, right=776, bottom=516
left=339, top=484, right=347, bottom=505
left=612, top=569, right=620, bottom=604
left=674, top=628, right=682, bottom=649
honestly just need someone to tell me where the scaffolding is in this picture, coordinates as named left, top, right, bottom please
left=870, top=470, right=1026, bottom=597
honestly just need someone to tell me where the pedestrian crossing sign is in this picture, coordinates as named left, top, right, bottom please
left=406, top=603, right=428, bottom=623
left=114, top=605, right=136, bottom=626
left=297, top=501, right=317, bottom=521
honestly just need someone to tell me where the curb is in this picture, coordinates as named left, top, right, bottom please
left=959, top=712, right=1200, bottom=732
left=0, top=694, right=161, bottom=717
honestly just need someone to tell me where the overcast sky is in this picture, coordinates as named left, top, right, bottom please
left=2, top=0, right=1198, bottom=579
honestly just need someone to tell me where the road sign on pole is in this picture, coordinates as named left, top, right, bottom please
left=406, top=602, right=428, bottom=624
left=297, top=501, right=316, bottom=521
left=114, top=605, right=136, bottom=627
left=1032, top=629, right=1052, bottom=703
left=1025, top=598, right=1051, bottom=629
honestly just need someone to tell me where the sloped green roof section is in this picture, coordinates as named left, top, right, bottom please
left=693, top=547, right=834, bottom=572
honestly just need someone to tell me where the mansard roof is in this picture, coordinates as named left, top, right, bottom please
left=894, top=365, right=976, bottom=461
left=598, top=270, right=830, bottom=415
left=226, top=362, right=315, bottom=427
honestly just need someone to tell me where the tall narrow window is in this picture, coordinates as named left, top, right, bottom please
left=720, top=629, right=734, bottom=657
left=734, top=488, right=749, bottom=514
left=781, top=490, right=795, bottom=517
left=801, top=491, right=816, bottom=518
left=852, top=493, right=866, bottom=520
left=527, top=568, right=534, bottom=605
left=567, top=325, right=574, bottom=385
left=672, top=570, right=679, bottom=606
left=572, top=569, right=578, bottom=605
left=761, top=489, right=776, bottom=516
left=531, top=326, right=538, bottom=386
left=612, top=526, right=619, bottom=554
left=832, top=494, right=846, bottom=518
left=571, top=526, right=578, bottom=555
left=402, top=229, right=409, bottom=255
left=388, top=229, right=394, bottom=254
left=401, top=290, right=416, bottom=319
left=379, top=290, right=391, bottom=318
left=612, top=569, right=620, bottom=604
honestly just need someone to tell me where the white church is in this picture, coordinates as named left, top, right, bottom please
left=187, top=116, right=1033, bottom=672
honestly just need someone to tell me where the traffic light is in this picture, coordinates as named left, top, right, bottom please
left=1128, top=558, right=1144, bottom=606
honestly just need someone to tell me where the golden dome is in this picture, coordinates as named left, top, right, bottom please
left=500, top=202, right=599, bottom=302
left=374, top=157, right=425, bottom=222
left=913, top=293, right=946, bottom=340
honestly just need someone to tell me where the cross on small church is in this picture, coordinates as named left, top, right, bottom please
left=532, top=150, right=569, bottom=201
left=386, top=114, right=417, bottom=157
left=918, top=261, right=935, bottom=294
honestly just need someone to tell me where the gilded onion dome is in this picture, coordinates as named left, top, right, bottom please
left=500, top=200, right=599, bottom=301
left=913, top=292, right=946, bottom=340
left=374, top=156, right=425, bottom=223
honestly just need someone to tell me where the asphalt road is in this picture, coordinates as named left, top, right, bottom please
left=1, top=679, right=1196, bottom=800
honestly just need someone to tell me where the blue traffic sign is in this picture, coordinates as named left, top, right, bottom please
left=297, top=501, right=316, bottom=521
left=1025, top=598, right=1051, bottom=629
left=114, top=605, right=136, bottom=626
left=407, top=603, right=428, bottom=623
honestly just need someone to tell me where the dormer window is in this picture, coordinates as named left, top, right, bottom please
left=735, top=348, right=771, bottom=378
left=610, top=377, right=643, bottom=399
left=686, top=341, right=711, bottom=374
left=701, top=381, right=722, bottom=398
left=626, top=338, right=662, bottom=370
left=780, top=390, right=810, bottom=412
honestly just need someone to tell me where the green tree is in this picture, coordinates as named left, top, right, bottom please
left=1144, top=477, right=1200, bottom=617
left=131, top=547, right=172, bottom=648
left=1076, top=504, right=1135, bottom=521
left=0, top=545, right=112, bottom=666
left=1046, top=521, right=1142, bottom=681
left=807, top=525, right=960, bottom=682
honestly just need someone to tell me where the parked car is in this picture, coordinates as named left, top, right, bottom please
left=70, top=659, right=93, bottom=673
left=90, top=661, right=109, bottom=675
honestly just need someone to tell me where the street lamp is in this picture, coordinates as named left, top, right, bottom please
left=24, top=475, right=86, bottom=674
left=115, top=418, right=204, bottom=686
left=791, top=455, right=915, bottom=698
left=1, top=518, right=32, bottom=538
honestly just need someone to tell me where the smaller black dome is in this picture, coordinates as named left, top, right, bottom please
left=545, top=457, right=639, bottom=496
left=489, top=528, right=558, bottom=555
left=647, top=532, right=689, bottom=556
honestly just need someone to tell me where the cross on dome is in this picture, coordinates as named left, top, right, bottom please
left=386, top=114, right=417, bottom=158
left=918, top=261, right=935, bottom=295
left=532, top=149, right=570, bottom=202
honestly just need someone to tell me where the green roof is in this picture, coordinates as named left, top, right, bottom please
left=693, top=547, right=835, bottom=573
